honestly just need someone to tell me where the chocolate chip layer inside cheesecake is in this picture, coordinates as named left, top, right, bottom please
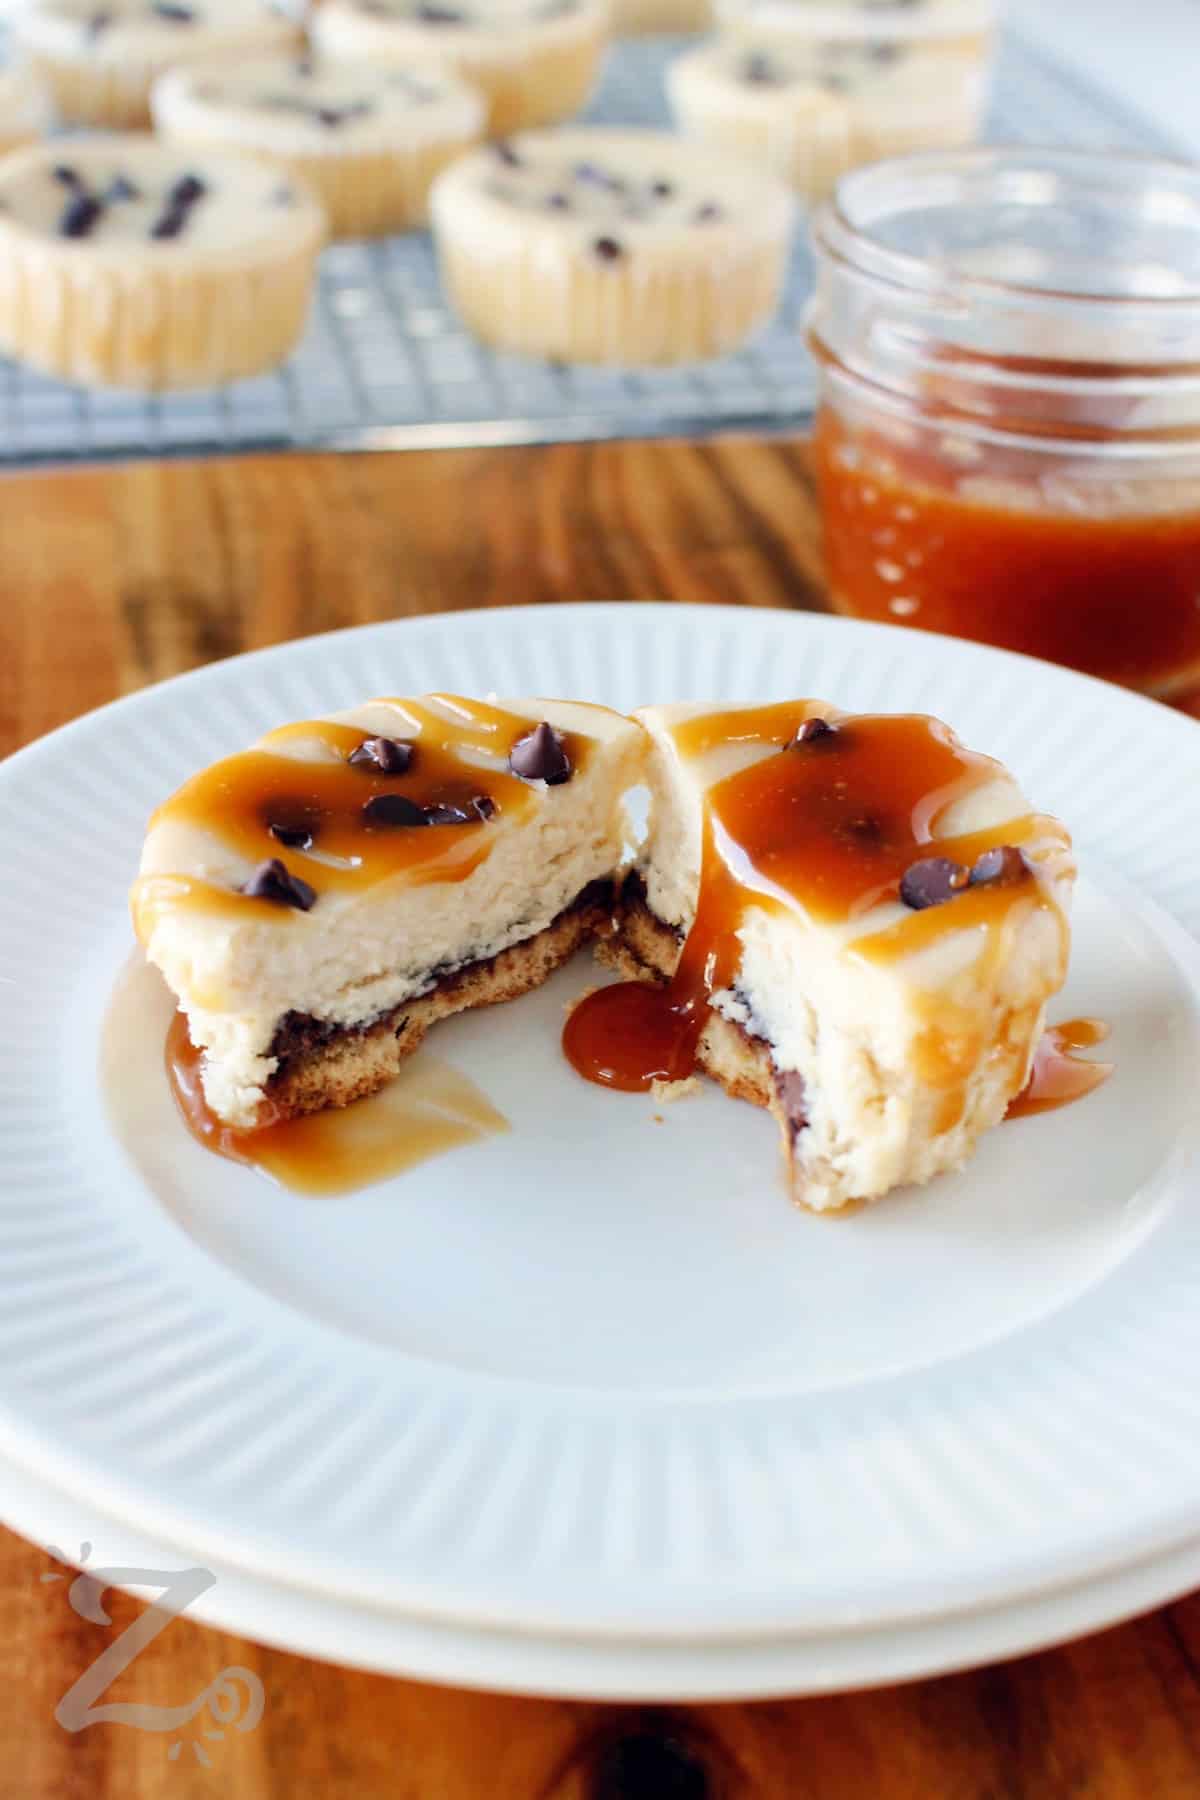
left=132, top=694, right=645, bottom=1129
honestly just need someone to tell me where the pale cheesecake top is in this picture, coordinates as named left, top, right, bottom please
left=0, top=138, right=325, bottom=256
left=430, top=128, right=795, bottom=257
left=15, top=0, right=297, bottom=60
left=153, top=53, right=486, bottom=150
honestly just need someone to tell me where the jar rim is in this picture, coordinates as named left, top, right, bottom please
left=812, top=146, right=1200, bottom=320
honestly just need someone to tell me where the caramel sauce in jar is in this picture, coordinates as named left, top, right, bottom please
left=564, top=709, right=1067, bottom=1096
left=808, top=150, right=1200, bottom=700
left=166, top=1011, right=508, bottom=1194
left=814, top=410, right=1200, bottom=696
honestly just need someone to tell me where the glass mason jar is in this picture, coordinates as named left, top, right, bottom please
left=806, top=148, right=1200, bottom=697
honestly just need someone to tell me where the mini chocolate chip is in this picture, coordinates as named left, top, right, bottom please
left=575, top=160, right=619, bottom=188
left=150, top=205, right=188, bottom=241
left=60, top=193, right=104, bottom=239
left=650, top=178, right=673, bottom=197
left=493, top=139, right=521, bottom=166
left=743, top=50, right=777, bottom=84
left=509, top=721, right=571, bottom=785
left=592, top=235, right=624, bottom=263
left=53, top=164, right=81, bottom=188
left=348, top=735, right=414, bottom=774
left=423, top=802, right=473, bottom=826
left=362, top=793, right=428, bottom=828
left=867, top=39, right=902, bottom=65
left=170, top=173, right=206, bottom=206
left=106, top=174, right=140, bottom=202
left=152, top=0, right=195, bottom=18
left=416, top=1, right=464, bottom=18
left=788, top=716, right=835, bottom=747
left=472, top=794, right=497, bottom=820
left=775, top=1069, right=808, bottom=1143
left=900, top=856, right=970, bottom=911
left=546, top=191, right=571, bottom=210
left=271, top=184, right=295, bottom=206
left=85, top=10, right=113, bottom=38
left=970, top=845, right=1030, bottom=888
left=267, top=813, right=317, bottom=850
left=295, top=54, right=314, bottom=76
left=694, top=202, right=723, bottom=224
left=241, top=857, right=317, bottom=910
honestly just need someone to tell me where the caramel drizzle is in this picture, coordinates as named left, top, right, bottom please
left=564, top=707, right=1072, bottom=1097
left=1008, top=1018, right=1112, bottom=1119
left=166, top=1009, right=509, bottom=1194
left=133, top=696, right=587, bottom=935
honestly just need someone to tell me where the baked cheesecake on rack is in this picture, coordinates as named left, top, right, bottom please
left=132, top=694, right=644, bottom=1130
left=565, top=701, right=1075, bottom=1212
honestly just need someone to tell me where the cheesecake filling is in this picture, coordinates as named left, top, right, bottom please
left=135, top=693, right=642, bottom=1128
left=568, top=703, right=1075, bottom=1210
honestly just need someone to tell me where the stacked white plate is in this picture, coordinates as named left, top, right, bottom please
left=2, top=603, right=1199, bottom=1698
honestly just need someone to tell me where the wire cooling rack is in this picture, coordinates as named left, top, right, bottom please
left=0, top=31, right=1183, bottom=465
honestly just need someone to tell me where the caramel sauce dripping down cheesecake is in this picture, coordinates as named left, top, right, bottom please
left=565, top=702, right=1077, bottom=1213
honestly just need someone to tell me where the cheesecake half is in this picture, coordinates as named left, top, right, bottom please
left=592, top=701, right=1074, bottom=1212
left=133, top=694, right=644, bottom=1130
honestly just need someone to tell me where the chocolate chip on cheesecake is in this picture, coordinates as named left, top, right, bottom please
left=509, top=721, right=572, bottom=784
left=267, top=808, right=318, bottom=850
left=150, top=173, right=207, bottom=241
left=348, top=735, right=415, bottom=774
left=361, top=793, right=428, bottom=828
left=970, top=845, right=1030, bottom=888
left=788, top=716, right=836, bottom=748
left=59, top=191, right=104, bottom=239
left=242, top=857, right=317, bottom=910
left=899, top=856, right=969, bottom=911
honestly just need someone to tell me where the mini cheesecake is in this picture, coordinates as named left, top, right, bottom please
left=584, top=702, right=1074, bottom=1213
left=429, top=127, right=795, bottom=366
left=0, top=139, right=325, bottom=389
left=133, top=694, right=645, bottom=1130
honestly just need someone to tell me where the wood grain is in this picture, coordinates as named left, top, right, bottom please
left=1, top=439, right=1198, bottom=1799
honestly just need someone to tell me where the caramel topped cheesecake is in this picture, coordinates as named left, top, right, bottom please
left=565, top=702, right=1074, bottom=1212
left=133, top=694, right=645, bottom=1130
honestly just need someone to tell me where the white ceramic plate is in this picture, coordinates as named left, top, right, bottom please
left=2, top=603, right=1200, bottom=1698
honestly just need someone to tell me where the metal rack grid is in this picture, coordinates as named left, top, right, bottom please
left=0, top=32, right=1183, bottom=466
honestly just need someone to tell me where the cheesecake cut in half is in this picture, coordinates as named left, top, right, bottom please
left=133, top=694, right=645, bottom=1131
left=589, top=701, right=1075, bottom=1213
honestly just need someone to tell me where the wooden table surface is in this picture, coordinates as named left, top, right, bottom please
left=2, top=439, right=1199, bottom=1799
